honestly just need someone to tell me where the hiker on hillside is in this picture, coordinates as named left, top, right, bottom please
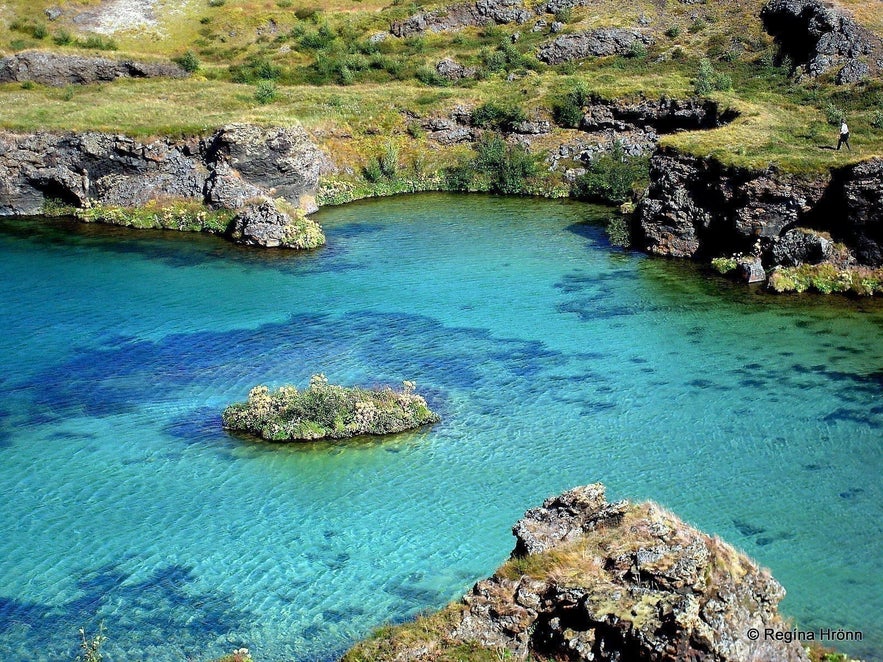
left=837, top=120, right=851, bottom=151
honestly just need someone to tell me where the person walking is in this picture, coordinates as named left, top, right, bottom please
left=837, top=120, right=851, bottom=151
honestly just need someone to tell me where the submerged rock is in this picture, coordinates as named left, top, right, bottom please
left=343, top=483, right=809, bottom=661
left=222, top=375, right=440, bottom=442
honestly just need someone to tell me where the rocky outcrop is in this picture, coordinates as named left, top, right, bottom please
left=537, top=29, right=654, bottom=63
left=390, top=0, right=532, bottom=37
left=434, top=57, right=477, bottom=81
left=579, top=96, right=737, bottom=134
left=634, top=150, right=829, bottom=259
left=761, top=0, right=883, bottom=83
left=343, top=483, right=809, bottom=662
left=0, top=124, right=325, bottom=248
left=635, top=150, right=883, bottom=275
left=0, top=51, right=186, bottom=86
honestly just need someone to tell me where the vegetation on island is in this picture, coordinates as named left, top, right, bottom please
left=222, top=374, right=440, bottom=441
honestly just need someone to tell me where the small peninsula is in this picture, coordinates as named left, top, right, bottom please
left=344, top=483, right=812, bottom=662
left=222, top=374, right=440, bottom=441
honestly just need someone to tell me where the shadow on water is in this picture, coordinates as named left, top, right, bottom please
left=0, top=562, right=253, bottom=660
left=0, top=216, right=366, bottom=276
left=20, top=310, right=565, bottom=424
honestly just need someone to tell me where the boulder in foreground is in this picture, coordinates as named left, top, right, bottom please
left=343, top=483, right=809, bottom=662
left=222, top=374, right=440, bottom=441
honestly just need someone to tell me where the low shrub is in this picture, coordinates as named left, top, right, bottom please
left=230, top=55, right=282, bottom=83
left=473, top=133, right=541, bottom=194
left=571, top=142, right=650, bottom=204
left=552, top=81, right=593, bottom=128
left=693, top=58, right=732, bottom=95
left=711, top=256, right=739, bottom=274
left=253, top=80, right=278, bottom=104
left=173, top=50, right=200, bottom=73
left=665, top=25, right=681, bottom=39
left=74, top=200, right=234, bottom=233
left=471, top=101, right=527, bottom=132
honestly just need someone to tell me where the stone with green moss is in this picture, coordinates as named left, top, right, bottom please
left=222, top=375, right=440, bottom=442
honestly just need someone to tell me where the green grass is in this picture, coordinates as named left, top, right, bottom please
left=0, top=0, right=881, bottom=178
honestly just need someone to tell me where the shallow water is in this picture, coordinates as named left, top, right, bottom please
left=0, top=194, right=880, bottom=661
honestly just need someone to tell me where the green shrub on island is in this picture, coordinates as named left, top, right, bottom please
left=222, top=374, right=440, bottom=441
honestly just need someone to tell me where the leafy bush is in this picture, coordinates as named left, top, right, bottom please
left=693, top=58, right=732, bottom=95
left=379, top=143, right=399, bottom=180
left=552, top=81, right=593, bottom=128
left=173, top=50, right=200, bottom=73
left=222, top=375, right=440, bottom=441
left=77, top=35, right=118, bottom=50
left=665, top=25, right=681, bottom=39
left=415, top=66, right=448, bottom=86
left=689, top=18, right=707, bottom=33
left=571, top=142, right=650, bottom=204
left=554, top=8, right=573, bottom=23
left=711, top=256, right=739, bottom=274
left=230, top=56, right=282, bottom=83
left=823, top=101, right=843, bottom=126
left=53, top=29, right=72, bottom=45
left=471, top=102, right=527, bottom=132
left=473, top=133, right=540, bottom=194
left=253, top=80, right=278, bottom=104
left=872, top=110, right=883, bottom=129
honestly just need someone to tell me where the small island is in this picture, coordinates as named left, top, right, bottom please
left=222, top=374, right=440, bottom=442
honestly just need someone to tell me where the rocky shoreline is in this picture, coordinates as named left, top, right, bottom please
left=1, top=111, right=881, bottom=292
left=634, top=149, right=883, bottom=293
left=343, top=483, right=811, bottom=662
left=0, top=123, right=326, bottom=249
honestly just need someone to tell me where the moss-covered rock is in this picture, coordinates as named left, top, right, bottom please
left=222, top=374, right=440, bottom=442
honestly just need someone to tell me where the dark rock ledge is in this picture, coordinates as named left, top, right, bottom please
left=0, top=123, right=327, bottom=248
left=634, top=149, right=883, bottom=291
left=0, top=50, right=187, bottom=86
left=342, top=483, right=809, bottom=661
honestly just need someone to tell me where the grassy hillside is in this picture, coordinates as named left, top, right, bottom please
left=1, top=0, right=881, bottom=177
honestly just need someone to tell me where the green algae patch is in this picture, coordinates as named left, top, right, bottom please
left=222, top=374, right=440, bottom=442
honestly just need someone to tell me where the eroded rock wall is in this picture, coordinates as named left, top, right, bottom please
left=0, top=124, right=325, bottom=248
left=635, top=149, right=883, bottom=262
left=761, top=0, right=883, bottom=83
left=0, top=51, right=187, bottom=86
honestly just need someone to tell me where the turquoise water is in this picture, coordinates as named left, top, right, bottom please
left=0, top=194, right=880, bottom=661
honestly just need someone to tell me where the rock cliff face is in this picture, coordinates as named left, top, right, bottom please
left=343, top=483, right=809, bottom=662
left=634, top=149, right=883, bottom=270
left=761, top=0, right=883, bottom=83
left=0, top=124, right=325, bottom=248
left=0, top=51, right=187, bottom=86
